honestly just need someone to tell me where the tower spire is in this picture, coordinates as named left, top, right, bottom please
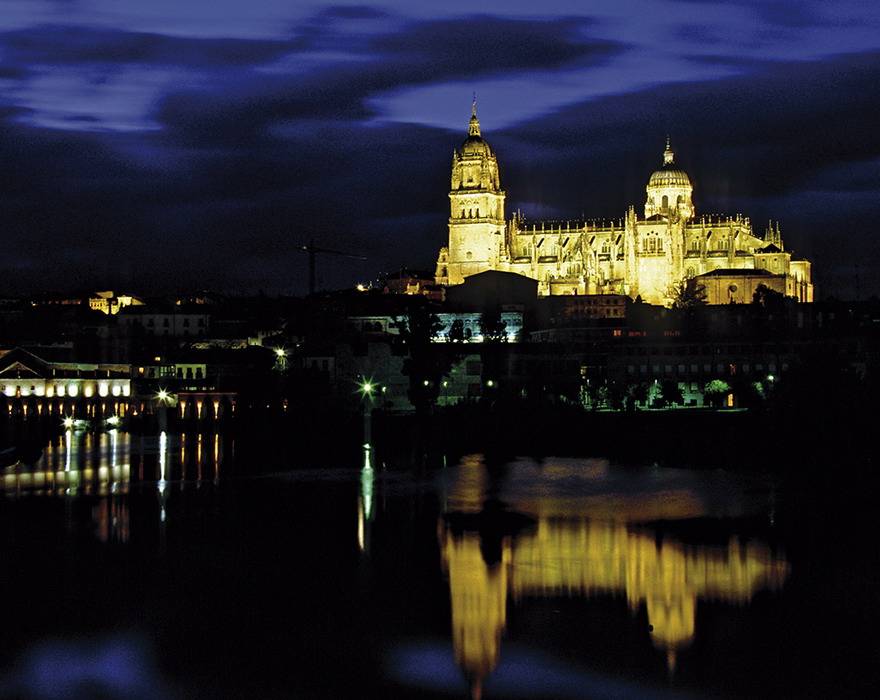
left=469, top=97, right=481, bottom=137
left=663, top=137, right=674, bottom=165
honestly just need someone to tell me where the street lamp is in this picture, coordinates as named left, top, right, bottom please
left=358, top=378, right=378, bottom=446
left=274, top=347, right=288, bottom=372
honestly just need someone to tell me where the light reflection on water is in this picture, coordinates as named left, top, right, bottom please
left=1, top=438, right=795, bottom=698
left=1, top=430, right=225, bottom=542
left=437, top=455, right=789, bottom=698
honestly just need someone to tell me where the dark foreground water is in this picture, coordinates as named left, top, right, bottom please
left=0, top=430, right=877, bottom=699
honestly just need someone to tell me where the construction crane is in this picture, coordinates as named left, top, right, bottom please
left=295, top=239, right=367, bottom=296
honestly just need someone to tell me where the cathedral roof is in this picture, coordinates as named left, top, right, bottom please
left=648, top=140, right=691, bottom=189
left=698, top=268, right=777, bottom=277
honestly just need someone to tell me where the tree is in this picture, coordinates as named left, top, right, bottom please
left=752, top=283, right=785, bottom=312
left=447, top=318, right=467, bottom=343
left=703, top=379, right=731, bottom=408
left=394, top=303, right=449, bottom=413
left=629, top=382, right=650, bottom=408
left=581, top=379, right=606, bottom=410
left=393, top=302, right=455, bottom=414
left=478, top=307, right=508, bottom=342
left=478, top=306, right=508, bottom=397
left=658, top=380, right=684, bottom=408
left=670, top=279, right=708, bottom=308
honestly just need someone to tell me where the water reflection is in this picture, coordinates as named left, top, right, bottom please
left=2, top=429, right=131, bottom=497
left=439, top=455, right=790, bottom=697
left=358, top=443, right=375, bottom=553
left=1, top=430, right=227, bottom=543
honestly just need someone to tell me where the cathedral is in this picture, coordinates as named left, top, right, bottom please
left=435, top=106, right=813, bottom=306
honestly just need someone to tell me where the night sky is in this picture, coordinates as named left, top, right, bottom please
left=1, top=1, right=879, bottom=298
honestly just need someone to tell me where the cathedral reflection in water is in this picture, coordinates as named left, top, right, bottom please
left=438, top=455, right=789, bottom=698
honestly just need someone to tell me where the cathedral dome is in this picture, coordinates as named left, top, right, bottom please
left=644, top=140, right=694, bottom=220
left=460, top=105, right=492, bottom=156
left=649, top=163, right=691, bottom=189
left=648, top=142, right=691, bottom=189
left=461, top=133, right=491, bottom=156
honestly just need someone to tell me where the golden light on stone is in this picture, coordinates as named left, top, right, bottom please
left=436, top=113, right=813, bottom=305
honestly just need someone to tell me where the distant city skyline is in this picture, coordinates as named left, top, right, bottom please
left=1, top=1, right=879, bottom=298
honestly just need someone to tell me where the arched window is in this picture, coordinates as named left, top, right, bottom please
left=662, top=195, right=669, bottom=209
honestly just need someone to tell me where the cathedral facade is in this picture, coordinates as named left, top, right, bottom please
left=435, top=107, right=813, bottom=306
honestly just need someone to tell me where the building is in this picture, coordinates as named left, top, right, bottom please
left=0, top=347, right=132, bottom=422
left=435, top=105, right=813, bottom=306
left=117, top=305, right=210, bottom=337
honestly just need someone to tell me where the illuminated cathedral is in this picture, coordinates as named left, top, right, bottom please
left=435, top=105, right=813, bottom=306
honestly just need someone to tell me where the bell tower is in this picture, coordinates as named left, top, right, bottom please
left=442, top=103, right=507, bottom=286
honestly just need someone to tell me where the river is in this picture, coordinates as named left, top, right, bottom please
left=0, top=429, right=875, bottom=698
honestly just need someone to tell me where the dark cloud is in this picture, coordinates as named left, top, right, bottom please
left=726, top=0, right=824, bottom=28
left=372, top=16, right=614, bottom=77
left=0, top=10, right=877, bottom=299
left=0, top=24, right=294, bottom=68
left=315, top=5, right=390, bottom=20
left=151, top=16, right=619, bottom=149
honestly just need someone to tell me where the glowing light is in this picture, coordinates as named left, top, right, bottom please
left=106, top=415, right=121, bottom=427
left=275, top=347, right=286, bottom=357
left=358, top=378, right=377, bottom=398
left=156, top=389, right=169, bottom=402
left=62, top=416, right=74, bottom=429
